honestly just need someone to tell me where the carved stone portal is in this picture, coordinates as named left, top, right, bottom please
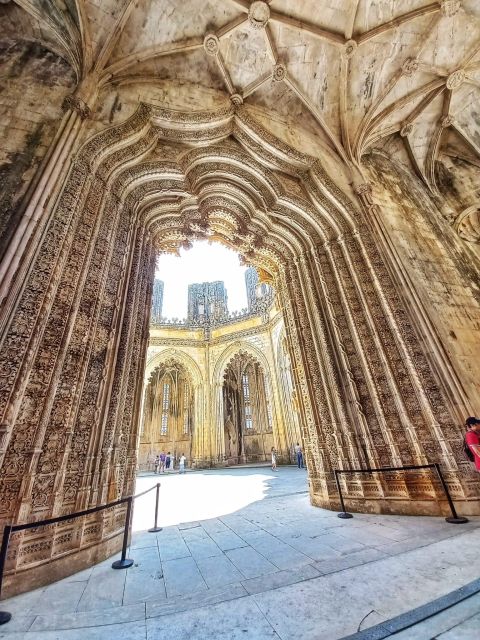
left=0, top=103, right=478, bottom=597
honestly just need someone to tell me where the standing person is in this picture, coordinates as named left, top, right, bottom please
left=271, top=447, right=277, bottom=471
left=154, top=454, right=160, bottom=474
left=165, top=451, right=171, bottom=472
left=159, top=451, right=166, bottom=473
left=465, top=417, right=480, bottom=473
left=294, top=443, right=304, bottom=468
left=170, top=452, right=175, bottom=472
left=179, top=453, right=186, bottom=474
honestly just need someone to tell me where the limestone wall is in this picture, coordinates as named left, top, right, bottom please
left=365, top=152, right=480, bottom=415
left=0, top=12, right=75, bottom=252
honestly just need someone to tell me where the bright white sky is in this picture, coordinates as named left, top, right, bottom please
left=156, top=241, right=248, bottom=319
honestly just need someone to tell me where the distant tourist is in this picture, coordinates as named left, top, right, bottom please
left=179, top=453, right=186, bottom=474
left=294, top=443, right=304, bottom=468
left=159, top=451, right=166, bottom=473
left=154, top=455, right=159, bottom=474
left=271, top=447, right=277, bottom=471
left=166, top=451, right=171, bottom=471
left=465, top=417, right=480, bottom=472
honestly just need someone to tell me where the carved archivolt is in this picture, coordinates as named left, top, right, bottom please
left=145, top=349, right=204, bottom=387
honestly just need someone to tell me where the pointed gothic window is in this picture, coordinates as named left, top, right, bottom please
left=161, top=382, right=170, bottom=435
left=183, top=382, right=190, bottom=434
left=242, top=372, right=253, bottom=429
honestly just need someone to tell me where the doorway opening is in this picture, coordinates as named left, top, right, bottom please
left=138, top=241, right=305, bottom=473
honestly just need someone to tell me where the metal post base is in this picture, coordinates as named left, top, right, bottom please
left=445, top=516, right=469, bottom=524
left=148, top=527, right=163, bottom=533
left=337, top=512, right=353, bottom=519
left=0, top=612, right=12, bottom=625
left=112, top=558, right=134, bottom=569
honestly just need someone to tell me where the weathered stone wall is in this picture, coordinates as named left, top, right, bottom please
left=0, top=24, right=75, bottom=254
left=365, top=152, right=480, bottom=414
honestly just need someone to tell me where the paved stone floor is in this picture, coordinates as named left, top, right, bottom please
left=1, top=467, right=479, bottom=639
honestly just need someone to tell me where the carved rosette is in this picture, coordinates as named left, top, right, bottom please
left=248, top=1, right=270, bottom=29
left=203, top=33, right=219, bottom=57
left=272, top=64, right=286, bottom=82
left=230, top=93, right=244, bottom=107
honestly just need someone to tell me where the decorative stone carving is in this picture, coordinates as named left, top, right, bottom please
left=400, top=123, right=413, bottom=138
left=402, top=57, right=419, bottom=77
left=203, top=33, right=219, bottom=57
left=440, top=115, right=455, bottom=128
left=248, top=1, right=270, bottom=29
left=343, top=40, right=357, bottom=58
left=446, top=69, right=465, bottom=90
left=440, top=0, right=461, bottom=17
left=62, top=95, right=91, bottom=119
left=1, top=101, right=478, bottom=597
left=230, top=93, right=244, bottom=107
left=272, top=64, right=286, bottom=82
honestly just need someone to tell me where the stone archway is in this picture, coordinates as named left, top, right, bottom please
left=0, top=102, right=478, bottom=595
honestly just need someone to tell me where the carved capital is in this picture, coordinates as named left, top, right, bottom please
left=62, top=95, right=91, bottom=120
left=354, top=182, right=374, bottom=206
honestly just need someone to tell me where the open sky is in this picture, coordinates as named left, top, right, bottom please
left=156, top=241, right=248, bottom=319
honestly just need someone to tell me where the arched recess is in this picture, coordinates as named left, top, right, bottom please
left=141, top=348, right=205, bottom=468
left=0, top=101, right=478, bottom=595
left=139, top=358, right=195, bottom=471
left=213, top=343, right=283, bottom=465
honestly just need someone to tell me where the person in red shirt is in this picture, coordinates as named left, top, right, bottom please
left=465, top=417, right=480, bottom=472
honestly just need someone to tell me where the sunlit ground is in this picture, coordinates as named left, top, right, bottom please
left=131, top=468, right=306, bottom=532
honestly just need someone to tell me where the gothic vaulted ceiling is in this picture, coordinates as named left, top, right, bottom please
left=5, top=0, right=480, bottom=188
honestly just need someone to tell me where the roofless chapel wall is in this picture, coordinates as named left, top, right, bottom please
left=0, top=78, right=479, bottom=597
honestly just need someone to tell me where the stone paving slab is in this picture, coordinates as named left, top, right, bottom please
left=1, top=467, right=479, bottom=639
left=146, top=594, right=280, bottom=640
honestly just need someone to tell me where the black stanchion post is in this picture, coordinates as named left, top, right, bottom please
left=148, top=483, right=162, bottom=533
left=112, top=498, right=134, bottom=569
left=335, top=471, right=353, bottom=519
left=0, top=525, right=13, bottom=625
left=434, top=463, right=468, bottom=524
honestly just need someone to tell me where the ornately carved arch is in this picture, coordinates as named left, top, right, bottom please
left=145, top=349, right=204, bottom=388
left=213, top=342, right=273, bottom=387
left=1, top=97, right=478, bottom=595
